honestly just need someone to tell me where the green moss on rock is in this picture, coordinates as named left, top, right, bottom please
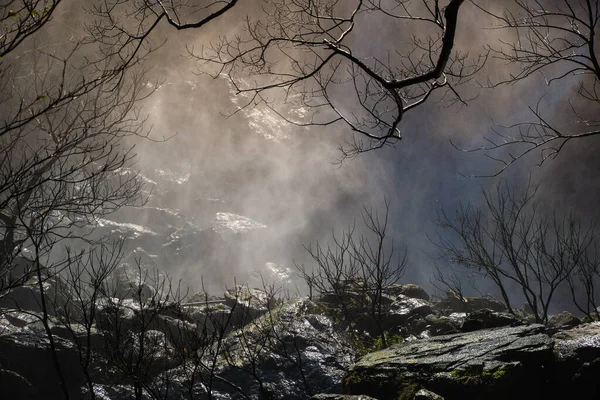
left=396, top=382, right=421, bottom=400
left=482, top=365, right=509, bottom=381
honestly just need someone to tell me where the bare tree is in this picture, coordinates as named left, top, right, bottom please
left=567, top=243, right=600, bottom=321
left=0, top=0, right=240, bottom=291
left=296, top=202, right=407, bottom=348
left=197, top=0, right=485, bottom=159
left=436, top=182, right=597, bottom=324
left=0, top=2, right=240, bottom=399
left=461, top=0, right=600, bottom=175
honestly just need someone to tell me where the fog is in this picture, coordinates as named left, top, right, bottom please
left=37, top=1, right=600, bottom=309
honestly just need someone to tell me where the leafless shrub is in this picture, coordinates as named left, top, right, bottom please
left=296, top=201, right=407, bottom=347
left=436, top=182, right=597, bottom=323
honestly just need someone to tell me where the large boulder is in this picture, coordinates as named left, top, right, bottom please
left=424, top=314, right=465, bottom=336
left=82, top=384, right=153, bottom=400
left=186, top=302, right=233, bottom=336
left=312, top=395, right=379, bottom=400
left=433, top=291, right=506, bottom=314
left=0, top=276, right=74, bottom=316
left=0, top=310, right=42, bottom=336
left=95, top=297, right=137, bottom=335
left=547, top=311, right=581, bottom=330
left=460, top=309, right=522, bottom=332
left=553, top=322, right=600, bottom=398
left=112, top=265, right=157, bottom=303
left=146, top=314, right=198, bottom=350
left=0, top=331, right=85, bottom=399
left=199, top=297, right=355, bottom=399
left=224, top=285, right=277, bottom=324
left=49, top=323, right=106, bottom=353
left=385, top=284, right=430, bottom=301
left=464, top=296, right=506, bottom=313
left=413, top=389, right=445, bottom=400
left=95, top=297, right=199, bottom=351
left=384, top=295, right=434, bottom=331
left=344, top=324, right=554, bottom=400
left=0, top=369, right=38, bottom=400
left=1, top=257, right=47, bottom=287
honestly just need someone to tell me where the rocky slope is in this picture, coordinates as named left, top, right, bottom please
left=1, top=276, right=599, bottom=400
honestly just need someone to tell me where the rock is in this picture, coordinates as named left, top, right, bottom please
left=344, top=324, right=553, bottom=400
left=432, top=290, right=465, bottom=313
left=571, top=358, right=600, bottom=399
left=547, top=311, right=581, bottom=330
left=312, top=395, right=379, bottom=400
left=1, top=257, right=46, bottom=287
left=82, top=384, right=153, bottom=400
left=414, top=388, right=445, bottom=400
left=49, top=323, right=106, bottom=353
left=553, top=322, right=600, bottom=363
left=122, top=329, right=179, bottom=377
left=460, top=309, right=522, bottom=332
left=319, top=291, right=367, bottom=309
left=424, top=314, right=464, bottom=336
left=384, top=295, right=434, bottom=330
left=208, top=297, right=355, bottom=399
left=186, top=302, right=232, bottom=335
left=95, top=297, right=137, bottom=334
left=113, top=265, right=157, bottom=303
left=94, top=296, right=199, bottom=352
left=433, top=291, right=506, bottom=314
left=0, top=331, right=85, bottom=399
left=224, top=285, right=277, bottom=325
left=553, top=322, right=600, bottom=398
left=147, top=314, right=198, bottom=350
left=0, top=369, right=38, bottom=400
left=0, top=310, right=42, bottom=335
left=464, top=296, right=506, bottom=313
left=186, top=291, right=223, bottom=304
left=0, top=276, right=74, bottom=316
left=406, top=315, right=429, bottom=336
left=386, top=284, right=430, bottom=301
left=0, top=310, right=66, bottom=338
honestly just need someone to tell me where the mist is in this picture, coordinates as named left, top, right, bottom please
left=33, top=0, right=600, bottom=311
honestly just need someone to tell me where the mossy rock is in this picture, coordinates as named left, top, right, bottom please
left=344, top=325, right=554, bottom=400
left=344, top=370, right=396, bottom=392
left=343, top=369, right=425, bottom=400
left=396, top=382, right=422, bottom=400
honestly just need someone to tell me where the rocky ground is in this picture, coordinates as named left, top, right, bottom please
left=0, top=273, right=598, bottom=400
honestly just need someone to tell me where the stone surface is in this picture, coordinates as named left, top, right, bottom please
left=384, top=295, right=434, bottom=330
left=344, top=324, right=553, bottom=400
left=385, top=284, right=430, bottom=301
left=207, top=298, right=355, bottom=399
left=0, top=369, right=38, bottom=400
left=433, top=291, right=506, bottom=314
left=312, top=395, right=379, bottom=400
left=553, top=322, right=600, bottom=398
left=424, top=314, right=464, bottom=336
left=113, top=264, right=158, bottom=303
left=186, top=302, right=233, bottom=335
left=460, top=309, right=522, bottom=332
left=547, top=311, right=581, bottom=330
left=0, top=276, right=74, bottom=316
left=0, top=331, right=85, bottom=399
left=224, top=285, right=277, bottom=324
left=413, top=388, right=445, bottom=400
